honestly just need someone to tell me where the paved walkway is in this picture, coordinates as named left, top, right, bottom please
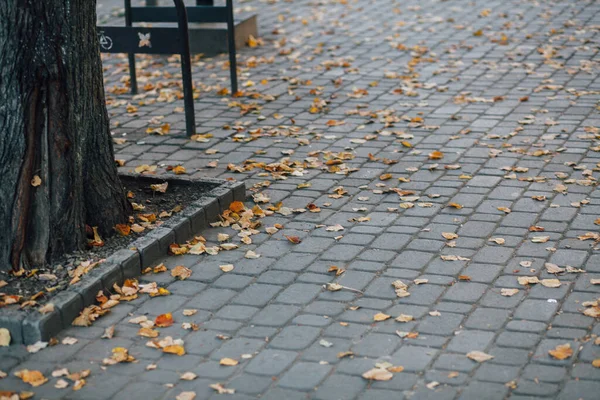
left=2, top=0, right=600, bottom=399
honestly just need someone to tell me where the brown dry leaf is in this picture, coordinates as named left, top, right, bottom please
left=210, top=383, right=235, bottom=395
left=219, top=264, right=234, bottom=273
left=362, top=368, right=393, bottom=381
left=328, top=265, right=346, bottom=276
left=447, top=202, right=463, bottom=209
left=62, top=337, right=78, bottom=345
left=102, top=325, right=115, bottom=339
left=413, top=278, right=428, bottom=285
left=182, top=309, right=197, bottom=316
left=284, top=235, right=302, bottom=244
left=395, top=314, right=414, bottom=322
left=326, top=224, right=345, bottom=232
left=458, top=275, right=471, bottom=281
left=176, top=392, right=196, bottom=400
left=169, top=243, right=189, bottom=255
left=163, top=344, right=186, bottom=356
left=171, top=265, right=192, bottom=280
left=501, top=288, right=519, bottom=297
left=545, top=263, right=565, bottom=274
left=103, top=347, right=136, bottom=365
left=540, top=279, right=561, bottom=288
left=380, top=173, right=393, bottom=181
left=245, top=250, right=260, bottom=259
left=14, top=370, right=48, bottom=387
left=150, top=182, right=168, bottom=193
left=489, top=238, right=505, bottom=245
left=0, top=328, right=10, bottom=347
left=55, top=379, right=69, bottom=389
left=529, top=225, right=545, bottom=232
left=429, top=150, right=444, bottom=160
left=155, top=313, right=174, bottom=327
left=531, top=236, right=550, bottom=243
left=592, top=359, right=600, bottom=368
left=180, top=372, right=197, bottom=381
left=497, top=207, right=512, bottom=214
left=518, top=276, right=540, bottom=285
left=219, top=358, right=239, bottom=366
left=337, top=351, right=354, bottom=359
left=138, top=327, right=159, bottom=338
left=442, top=232, right=458, bottom=240
left=374, top=312, right=391, bottom=322
left=466, top=351, right=494, bottom=363
left=548, top=343, right=573, bottom=360
left=591, top=279, right=600, bottom=285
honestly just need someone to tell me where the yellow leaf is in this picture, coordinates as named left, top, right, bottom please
left=163, top=345, right=186, bottom=356
left=548, top=343, right=573, bottom=360
left=14, top=370, right=48, bottom=387
left=374, top=312, right=391, bottom=322
left=31, top=175, right=42, bottom=187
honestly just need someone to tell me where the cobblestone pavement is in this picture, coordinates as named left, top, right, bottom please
left=2, top=0, right=600, bottom=399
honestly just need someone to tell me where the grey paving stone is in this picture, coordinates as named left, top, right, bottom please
left=269, top=326, right=321, bottom=350
left=244, top=349, right=298, bottom=376
left=277, top=362, right=332, bottom=390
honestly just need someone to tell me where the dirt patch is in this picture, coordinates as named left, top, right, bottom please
left=0, top=175, right=215, bottom=306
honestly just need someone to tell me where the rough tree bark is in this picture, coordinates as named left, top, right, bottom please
left=0, top=0, right=131, bottom=272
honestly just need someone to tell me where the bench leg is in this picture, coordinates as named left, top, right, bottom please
left=128, top=53, right=138, bottom=94
left=173, top=0, right=196, bottom=136
left=226, top=0, right=238, bottom=94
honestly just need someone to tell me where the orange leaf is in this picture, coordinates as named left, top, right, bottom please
left=155, top=313, right=174, bottom=327
left=229, top=201, right=245, bottom=213
left=114, top=224, right=131, bottom=236
left=429, top=150, right=444, bottom=160
left=548, top=343, right=573, bottom=360
left=163, top=344, right=186, bottom=356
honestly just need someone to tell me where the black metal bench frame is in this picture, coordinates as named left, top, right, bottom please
left=98, top=0, right=239, bottom=137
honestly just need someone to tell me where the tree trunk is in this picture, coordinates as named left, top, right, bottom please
left=0, top=0, right=131, bottom=272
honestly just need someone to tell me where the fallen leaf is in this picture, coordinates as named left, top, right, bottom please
left=374, top=312, right=391, bottom=322
left=163, top=344, right=186, bottom=356
left=395, top=314, right=414, bottom=322
left=501, top=288, right=519, bottom=297
left=592, top=359, right=600, bottom=368
left=219, top=358, right=239, bottom=366
left=467, top=351, right=494, bottom=363
left=171, top=265, right=192, bottom=280
left=14, top=370, right=48, bottom=387
left=210, top=383, right=235, bottom=394
left=548, top=343, right=573, bottom=360
left=337, top=351, right=354, bottom=359
left=326, top=283, right=343, bottom=291
left=545, top=263, right=565, bottom=274
left=26, top=341, right=48, bottom=353
left=38, top=303, right=55, bottom=315
left=219, top=264, right=234, bottom=272
left=103, top=347, right=136, bottom=365
left=362, top=368, right=393, bottom=381
left=429, top=150, right=444, bottom=160
left=531, top=236, right=550, bottom=243
left=176, top=391, right=197, bottom=400
left=319, top=339, right=333, bottom=348
left=55, top=378, right=69, bottom=389
left=518, top=276, right=540, bottom=285
left=442, top=232, right=458, bottom=240
left=102, top=325, right=115, bottom=339
left=180, top=372, right=197, bottom=381
left=540, top=279, right=561, bottom=288
left=489, top=237, right=505, bottom=245
left=245, top=250, right=260, bottom=259
left=155, top=313, right=174, bottom=327
left=284, top=235, right=302, bottom=244
left=61, top=337, right=78, bottom=345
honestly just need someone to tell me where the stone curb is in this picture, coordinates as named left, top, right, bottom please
left=0, top=177, right=245, bottom=344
